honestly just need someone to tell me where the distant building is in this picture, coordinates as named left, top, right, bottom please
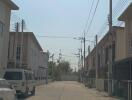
left=0, top=0, right=18, bottom=77
left=8, top=32, right=49, bottom=80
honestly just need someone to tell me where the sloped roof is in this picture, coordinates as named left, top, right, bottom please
left=4, top=0, right=19, bottom=10
left=118, top=3, right=132, bottom=21
left=10, top=32, right=43, bottom=51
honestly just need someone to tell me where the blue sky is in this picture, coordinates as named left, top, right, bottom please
left=11, top=0, right=130, bottom=70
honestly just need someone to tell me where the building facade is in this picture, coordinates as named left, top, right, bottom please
left=85, top=3, right=132, bottom=99
left=8, top=32, right=49, bottom=80
left=85, top=26, right=124, bottom=91
left=0, top=0, right=18, bottom=77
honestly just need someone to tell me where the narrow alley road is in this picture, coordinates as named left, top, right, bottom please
left=20, top=81, right=119, bottom=100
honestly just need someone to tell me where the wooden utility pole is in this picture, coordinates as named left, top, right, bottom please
left=14, top=22, right=19, bottom=68
left=20, top=20, right=25, bottom=68
left=81, top=40, right=83, bottom=69
left=88, top=45, right=90, bottom=54
left=95, top=35, right=98, bottom=89
left=83, top=37, right=86, bottom=69
left=51, top=54, right=54, bottom=79
left=109, top=0, right=112, bottom=32
left=108, top=0, right=113, bottom=95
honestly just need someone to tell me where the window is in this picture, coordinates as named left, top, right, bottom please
left=98, top=54, right=101, bottom=68
left=105, top=47, right=109, bottom=64
left=129, top=38, right=132, bottom=48
left=4, top=72, right=22, bottom=80
left=25, top=72, right=33, bottom=80
left=0, top=21, right=4, bottom=36
left=128, top=20, right=132, bottom=33
left=16, top=46, right=21, bottom=61
left=25, top=72, right=28, bottom=80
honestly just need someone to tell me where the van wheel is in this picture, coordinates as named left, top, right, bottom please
left=31, top=87, right=35, bottom=95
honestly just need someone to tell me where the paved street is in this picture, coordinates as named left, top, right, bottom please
left=18, top=81, right=119, bottom=100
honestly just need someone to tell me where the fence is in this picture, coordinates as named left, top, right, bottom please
left=84, top=78, right=96, bottom=88
left=113, top=80, right=132, bottom=100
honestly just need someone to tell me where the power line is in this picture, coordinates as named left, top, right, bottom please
left=98, top=0, right=129, bottom=38
left=82, top=0, right=95, bottom=37
left=36, top=35, right=94, bottom=39
left=62, top=54, right=77, bottom=58
left=85, top=0, right=100, bottom=36
left=36, top=35, right=75, bottom=39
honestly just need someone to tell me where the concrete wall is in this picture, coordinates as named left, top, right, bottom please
left=0, top=1, right=11, bottom=77
left=27, top=35, right=48, bottom=79
left=125, top=19, right=132, bottom=58
left=61, top=74, right=78, bottom=81
left=115, top=28, right=126, bottom=61
left=96, top=79, right=105, bottom=91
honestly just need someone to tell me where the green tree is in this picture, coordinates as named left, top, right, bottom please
left=48, top=60, right=73, bottom=81
left=48, top=61, right=56, bottom=77
left=57, top=60, right=72, bottom=74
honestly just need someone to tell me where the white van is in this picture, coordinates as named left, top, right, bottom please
left=3, top=69, right=36, bottom=96
left=0, top=78, right=16, bottom=100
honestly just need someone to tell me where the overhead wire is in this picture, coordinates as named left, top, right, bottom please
left=97, top=0, right=128, bottom=38
left=36, top=35, right=75, bottom=39
left=85, top=0, right=100, bottom=36
left=82, top=0, right=95, bottom=37
left=83, top=0, right=129, bottom=50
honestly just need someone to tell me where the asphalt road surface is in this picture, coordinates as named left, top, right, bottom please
left=18, top=81, right=119, bottom=100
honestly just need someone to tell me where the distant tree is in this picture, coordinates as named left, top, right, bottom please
left=48, top=61, right=56, bottom=77
left=57, top=60, right=72, bottom=74
left=48, top=60, right=73, bottom=80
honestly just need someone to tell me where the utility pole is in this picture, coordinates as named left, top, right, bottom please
left=83, top=37, right=86, bottom=69
left=20, top=20, right=25, bottom=68
left=80, top=39, right=83, bottom=82
left=95, top=35, right=98, bottom=89
left=108, top=0, right=113, bottom=95
left=14, top=22, right=19, bottom=68
left=81, top=40, right=83, bottom=69
left=88, top=45, right=90, bottom=55
left=87, top=45, right=90, bottom=70
left=51, top=54, right=54, bottom=80
left=59, top=49, right=62, bottom=63
left=109, top=0, right=112, bottom=32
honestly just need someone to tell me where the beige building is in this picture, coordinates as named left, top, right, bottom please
left=84, top=3, right=132, bottom=98
left=8, top=32, right=49, bottom=80
left=115, top=27, right=125, bottom=61
left=0, top=0, right=18, bottom=77
left=118, top=3, right=132, bottom=59
left=85, top=26, right=125, bottom=91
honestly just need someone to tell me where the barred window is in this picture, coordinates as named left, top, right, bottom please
left=16, top=46, right=21, bottom=61
left=0, top=21, right=4, bottom=36
left=129, top=39, right=132, bottom=49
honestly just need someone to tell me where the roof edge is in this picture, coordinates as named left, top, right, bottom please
left=118, top=3, right=132, bottom=21
left=5, top=0, right=19, bottom=10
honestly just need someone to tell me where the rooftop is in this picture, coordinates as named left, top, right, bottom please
left=118, top=3, right=132, bottom=21
left=10, top=32, right=43, bottom=51
left=4, top=0, right=19, bottom=10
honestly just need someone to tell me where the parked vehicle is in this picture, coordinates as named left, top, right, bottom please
left=0, top=78, right=16, bottom=100
left=4, top=69, right=36, bottom=96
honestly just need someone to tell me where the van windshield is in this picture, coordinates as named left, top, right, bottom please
left=4, top=72, right=22, bottom=80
